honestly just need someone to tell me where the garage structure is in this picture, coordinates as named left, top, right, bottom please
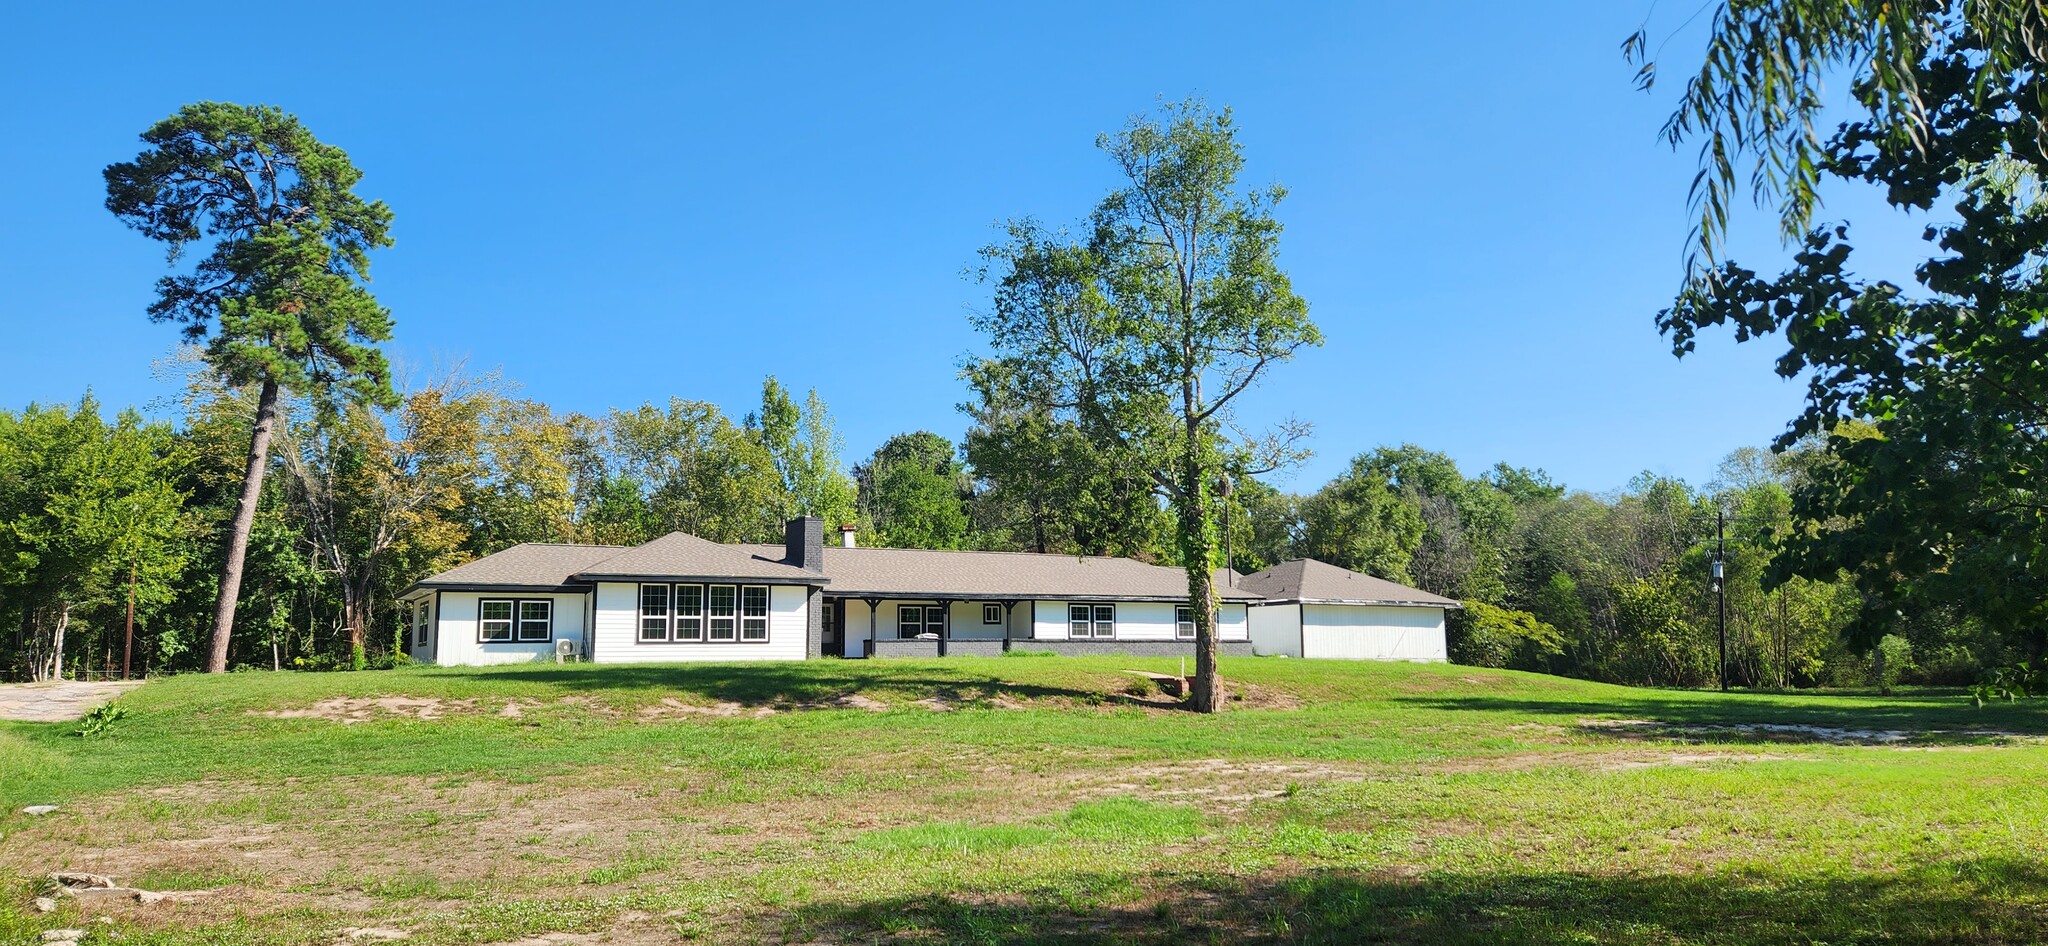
left=1240, top=559, right=1459, bottom=661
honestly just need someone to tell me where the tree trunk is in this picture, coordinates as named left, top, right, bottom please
left=48, top=603, right=70, bottom=682
left=1179, top=446, right=1223, bottom=713
left=206, top=378, right=281, bottom=674
left=123, top=560, right=137, bottom=680
left=343, top=582, right=372, bottom=670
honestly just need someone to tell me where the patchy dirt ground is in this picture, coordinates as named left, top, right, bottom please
left=0, top=680, right=143, bottom=723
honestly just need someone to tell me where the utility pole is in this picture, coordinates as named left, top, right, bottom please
left=1715, top=509, right=1728, bottom=692
left=123, top=559, right=137, bottom=680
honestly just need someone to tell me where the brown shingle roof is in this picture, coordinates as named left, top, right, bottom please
left=412, top=543, right=628, bottom=590
left=575, top=531, right=827, bottom=584
left=740, top=544, right=1262, bottom=601
left=1237, top=559, right=1461, bottom=608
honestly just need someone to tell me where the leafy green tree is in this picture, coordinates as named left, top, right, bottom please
left=1626, top=0, right=2045, bottom=284
left=0, top=397, right=186, bottom=679
left=973, top=100, right=1320, bottom=712
left=1450, top=601, right=1564, bottom=670
left=468, top=396, right=583, bottom=550
left=750, top=377, right=858, bottom=528
left=606, top=399, right=781, bottom=543
left=104, top=102, right=397, bottom=672
left=1658, top=21, right=2048, bottom=662
left=961, top=362, right=1169, bottom=558
left=1295, top=455, right=1424, bottom=584
left=856, top=432, right=971, bottom=550
left=280, top=376, right=486, bottom=667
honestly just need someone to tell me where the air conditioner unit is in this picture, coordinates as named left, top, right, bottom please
left=555, top=639, right=577, bottom=663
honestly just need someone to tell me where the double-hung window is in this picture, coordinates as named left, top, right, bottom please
left=1069, top=604, right=1115, bottom=639
left=640, top=584, right=671, bottom=641
left=1176, top=606, right=1196, bottom=640
left=898, top=605, right=945, bottom=639
left=740, top=586, right=769, bottom=642
left=707, top=585, right=737, bottom=641
left=518, top=600, right=553, bottom=642
left=480, top=600, right=515, bottom=642
left=675, top=584, right=705, bottom=641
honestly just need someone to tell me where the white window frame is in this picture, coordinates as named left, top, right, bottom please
left=517, top=600, right=553, bottom=642
left=1176, top=606, right=1195, bottom=640
left=707, top=585, right=738, bottom=642
left=479, top=599, right=515, bottom=643
left=675, top=583, right=705, bottom=642
left=740, top=585, right=769, bottom=642
left=639, top=584, right=671, bottom=642
left=983, top=603, right=1003, bottom=625
left=1068, top=603, right=1116, bottom=640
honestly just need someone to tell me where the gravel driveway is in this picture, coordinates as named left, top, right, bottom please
left=0, top=680, right=144, bottom=722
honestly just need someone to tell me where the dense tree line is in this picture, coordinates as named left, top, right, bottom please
left=0, top=369, right=858, bottom=675
left=7, top=365, right=1998, bottom=688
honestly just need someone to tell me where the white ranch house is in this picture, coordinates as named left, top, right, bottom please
left=397, top=518, right=1459, bottom=666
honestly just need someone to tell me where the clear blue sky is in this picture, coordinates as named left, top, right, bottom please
left=0, top=2, right=1926, bottom=495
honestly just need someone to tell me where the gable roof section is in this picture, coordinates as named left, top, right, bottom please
left=412, top=543, right=628, bottom=592
left=575, top=531, right=828, bottom=584
left=740, top=545, right=1262, bottom=601
left=1238, top=559, right=1461, bottom=608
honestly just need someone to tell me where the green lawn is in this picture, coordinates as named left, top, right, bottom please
left=3, top=657, right=2045, bottom=944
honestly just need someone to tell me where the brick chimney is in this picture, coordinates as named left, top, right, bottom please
left=839, top=524, right=858, bottom=548
left=785, top=517, right=825, bottom=572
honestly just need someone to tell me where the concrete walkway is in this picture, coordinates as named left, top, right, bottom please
left=0, top=680, right=144, bottom=722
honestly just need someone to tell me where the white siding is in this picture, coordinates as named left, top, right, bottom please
left=1025, top=600, right=1246, bottom=641
left=430, top=591, right=589, bottom=667
left=1300, top=604, right=1448, bottom=661
left=1219, top=603, right=1249, bottom=641
left=947, top=601, right=1010, bottom=640
left=1113, top=601, right=1177, bottom=640
left=1248, top=603, right=1303, bottom=657
left=591, top=581, right=809, bottom=663
left=1032, top=600, right=1069, bottom=639
left=842, top=599, right=877, bottom=657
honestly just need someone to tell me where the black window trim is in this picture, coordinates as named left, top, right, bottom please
left=982, top=603, right=1003, bottom=625
left=477, top=597, right=554, bottom=644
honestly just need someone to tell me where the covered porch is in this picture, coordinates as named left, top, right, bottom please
left=826, top=595, right=1032, bottom=658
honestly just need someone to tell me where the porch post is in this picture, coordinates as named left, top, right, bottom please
left=936, top=599, right=950, bottom=656
left=1001, top=600, right=1018, bottom=652
left=864, top=597, right=881, bottom=658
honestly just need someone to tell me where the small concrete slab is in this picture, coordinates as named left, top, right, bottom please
left=0, top=680, right=143, bottom=723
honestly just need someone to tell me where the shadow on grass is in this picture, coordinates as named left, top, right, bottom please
left=456, top=663, right=1194, bottom=711
left=780, top=859, right=2048, bottom=945
left=1397, top=692, right=2048, bottom=742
